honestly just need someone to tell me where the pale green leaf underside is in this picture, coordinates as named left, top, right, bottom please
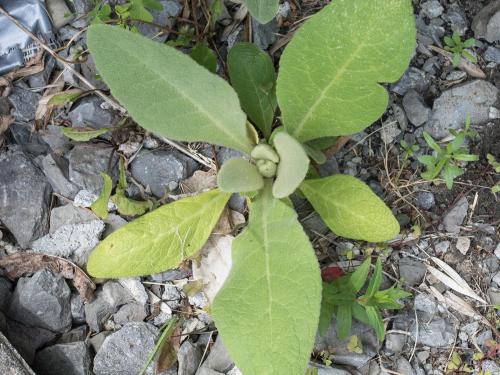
left=62, top=127, right=110, bottom=142
left=212, top=187, right=321, bottom=375
left=300, top=175, right=400, bottom=242
left=242, top=0, right=279, bottom=24
left=272, top=132, right=310, bottom=198
left=228, top=43, right=277, bottom=138
left=277, top=0, right=416, bottom=142
left=87, top=189, right=231, bottom=278
left=91, top=173, right=113, bottom=219
left=217, top=158, right=264, bottom=192
left=87, top=25, right=254, bottom=153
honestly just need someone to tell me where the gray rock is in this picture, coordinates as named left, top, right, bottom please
left=28, top=56, right=56, bottom=89
left=443, top=196, right=468, bottom=234
left=46, top=0, right=74, bottom=29
left=414, top=191, right=435, bottom=210
left=80, top=55, right=108, bottom=91
left=396, top=357, right=415, bottom=375
left=70, top=294, right=86, bottom=325
left=31, top=220, right=105, bottom=266
left=380, top=120, right=401, bottom=144
left=0, top=331, right=35, bottom=375
left=443, top=6, right=468, bottom=35
left=70, top=0, right=92, bottom=28
left=416, top=16, right=445, bottom=45
left=414, top=294, right=438, bottom=315
left=0, top=149, right=51, bottom=248
left=7, top=123, right=51, bottom=158
left=68, top=96, right=118, bottom=129
left=34, top=342, right=91, bottom=375
left=399, top=258, right=426, bottom=286
left=41, top=154, right=80, bottom=199
left=420, top=0, right=443, bottom=19
left=8, top=87, right=41, bottom=122
left=113, top=302, right=147, bottom=325
left=252, top=19, right=278, bottom=50
left=197, top=337, right=233, bottom=374
left=89, top=331, right=112, bottom=353
left=131, top=149, right=187, bottom=197
left=472, top=0, right=500, bottom=43
left=39, top=125, right=72, bottom=155
left=426, top=80, right=498, bottom=140
left=93, top=322, right=159, bottom=375
left=488, top=287, right=500, bottom=305
left=0, top=277, right=13, bottom=312
left=5, top=319, right=57, bottom=365
left=495, top=242, right=500, bottom=260
left=315, top=319, right=380, bottom=369
left=392, top=104, right=408, bottom=131
left=484, top=46, right=500, bottom=64
left=435, top=240, right=451, bottom=254
left=58, top=325, right=89, bottom=344
left=481, top=360, right=500, bottom=375
left=308, top=363, right=351, bottom=375
left=68, top=144, right=118, bottom=194
left=403, top=90, right=430, bottom=127
left=446, top=70, right=467, bottom=81
left=8, top=269, right=72, bottom=333
left=393, top=313, right=456, bottom=347
left=137, top=0, right=182, bottom=42
left=178, top=341, right=203, bottom=375
left=50, top=204, right=96, bottom=233
left=384, top=332, right=407, bottom=354
left=390, top=67, right=430, bottom=96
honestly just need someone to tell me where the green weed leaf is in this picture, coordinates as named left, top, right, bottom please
left=365, top=306, right=385, bottom=340
left=300, top=175, right=400, bottom=242
left=217, top=158, right=264, bottom=192
left=272, top=132, right=310, bottom=198
left=228, top=43, right=277, bottom=138
left=62, top=127, right=110, bottom=141
left=87, top=189, right=231, bottom=278
left=242, top=0, right=279, bottom=24
left=277, top=0, right=416, bottom=142
left=87, top=24, right=255, bottom=153
left=111, top=193, right=153, bottom=216
left=91, top=173, right=113, bottom=219
left=336, top=304, right=353, bottom=339
left=190, top=42, right=217, bottom=73
left=350, top=258, right=371, bottom=292
left=365, top=257, right=382, bottom=297
left=212, top=187, right=321, bottom=375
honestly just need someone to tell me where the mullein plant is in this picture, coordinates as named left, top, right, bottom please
left=85, top=0, right=416, bottom=373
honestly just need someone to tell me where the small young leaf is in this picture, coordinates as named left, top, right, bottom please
left=423, top=131, right=442, bottom=153
left=365, top=257, right=382, bottom=297
left=300, top=175, right=400, bottom=242
left=277, top=0, right=416, bottom=141
left=190, top=42, right=217, bottom=73
left=217, top=158, right=264, bottom=192
left=91, top=173, right=113, bottom=219
left=347, top=335, right=363, bottom=354
left=365, top=306, right=385, bottom=340
left=242, top=0, right=279, bottom=24
left=212, top=186, right=321, bottom=375
left=443, top=36, right=454, bottom=47
left=453, top=154, right=479, bottom=162
left=442, top=165, right=463, bottom=189
left=418, top=155, right=437, bottom=167
left=87, top=25, right=255, bottom=153
left=87, top=189, right=231, bottom=278
left=228, top=43, right=277, bottom=138
left=272, top=132, right=310, bottom=199
left=351, top=303, right=370, bottom=325
left=62, top=127, right=110, bottom=141
left=350, top=258, right=371, bottom=292
left=461, top=50, right=477, bottom=64
left=452, top=31, right=461, bottom=45
left=48, top=90, right=83, bottom=106
left=336, top=304, right=353, bottom=339
left=111, top=193, right=153, bottom=216
left=452, top=53, right=461, bottom=67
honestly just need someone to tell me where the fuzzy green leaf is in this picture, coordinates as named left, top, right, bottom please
left=272, top=132, right=310, bottom=198
left=87, top=24, right=255, bottom=153
left=300, top=175, right=400, bottom=242
left=190, top=42, right=217, bottom=73
left=212, top=187, right=321, bottom=375
left=217, top=158, right=264, bottom=193
left=242, top=0, right=279, bottom=24
left=87, top=189, right=231, bottom=278
left=91, top=173, right=113, bottom=219
left=62, top=127, right=110, bottom=141
left=277, top=0, right=416, bottom=142
left=228, top=43, right=277, bottom=138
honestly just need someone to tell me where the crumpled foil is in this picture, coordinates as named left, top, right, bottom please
left=0, top=0, right=54, bottom=75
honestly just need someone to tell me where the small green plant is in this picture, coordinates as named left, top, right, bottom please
left=443, top=31, right=477, bottom=67
left=89, top=0, right=162, bottom=31
left=319, top=257, right=410, bottom=341
left=86, top=0, right=416, bottom=373
left=418, top=118, right=478, bottom=189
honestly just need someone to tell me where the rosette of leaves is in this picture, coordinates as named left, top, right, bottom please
left=86, top=1, right=415, bottom=373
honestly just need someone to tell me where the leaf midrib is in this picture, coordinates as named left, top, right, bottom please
left=112, top=39, right=252, bottom=153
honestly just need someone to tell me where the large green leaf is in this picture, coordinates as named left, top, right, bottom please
left=300, top=175, right=400, bottom=242
left=272, top=132, right=310, bottom=198
left=87, top=25, right=255, bottom=153
left=242, top=0, right=279, bottom=24
left=277, top=0, right=416, bottom=142
left=217, top=158, right=264, bottom=192
left=228, top=43, right=277, bottom=138
left=87, top=189, right=231, bottom=278
left=212, top=186, right=321, bottom=375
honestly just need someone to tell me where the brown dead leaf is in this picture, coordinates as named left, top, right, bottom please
left=156, top=320, right=182, bottom=373
left=0, top=252, right=95, bottom=302
left=0, top=114, right=14, bottom=136
left=179, top=169, right=217, bottom=194
left=214, top=208, right=245, bottom=235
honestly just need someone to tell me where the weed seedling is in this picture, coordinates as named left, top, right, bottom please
left=418, top=117, right=478, bottom=189
left=85, top=0, right=416, bottom=373
left=444, top=31, right=477, bottom=67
